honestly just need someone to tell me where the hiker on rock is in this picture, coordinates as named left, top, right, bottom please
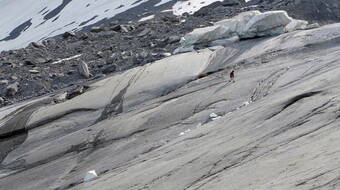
left=229, top=70, right=235, bottom=82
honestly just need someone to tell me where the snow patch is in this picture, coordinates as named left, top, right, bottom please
left=138, top=15, right=155, bottom=22
left=0, top=0, right=173, bottom=51
left=209, top=113, right=218, bottom=118
left=173, top=0, right=223, bottom=16
left=154, top=0, right=172, bottom=7
left=242, top=101, right=250, bottom=107
left=179, top=128, right=191, bottom=136
left=161, top=9, right=173, bottom=13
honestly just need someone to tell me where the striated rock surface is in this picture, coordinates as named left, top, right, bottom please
left=1, top=23, right=340, bottom=190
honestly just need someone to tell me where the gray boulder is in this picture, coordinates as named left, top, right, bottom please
left=78, top=61, right=91, bottom=78
left=111, top=25, right=134, bottom=33
left=110, top=25, right=122, bottom=32
left=53, top=92, right=67, bottom=103
left=29, top=69, right=40, bottom=74
left=24, top=60, right=35, bottom=66
left=167, top=35, right=181, bottom=44
left=66, top=86, right=87, bottom=99
left=31, top=42, right=45, bottom=48
left=0, top=80, right=9, bottom=85
left=35, top=57, right=49, bottom=64
left=6, top=82, right=19, bottom=96
left=305, top=23, right=321, bottom=30
left=120, top=25, right=133, bottom=33
left=102, top=65, right=117, bottom=74
left=91, top=26, right=105, bottom=33
left=137, top=28, right=151, bottom=37
left=62, top=31, right=75, bottom=39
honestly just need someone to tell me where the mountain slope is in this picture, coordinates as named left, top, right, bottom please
left=0, top=0, right=176, bottom=51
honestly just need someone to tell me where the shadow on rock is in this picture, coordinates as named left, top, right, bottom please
left=0, top=98, right=52, bottom=168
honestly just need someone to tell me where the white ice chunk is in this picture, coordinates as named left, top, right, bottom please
left=84, top=170, right=98, bottom=182
left=209, top=113, right=218, bottom=118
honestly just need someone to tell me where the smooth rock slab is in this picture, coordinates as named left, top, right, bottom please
left=2, top=24, right=340, bottom=190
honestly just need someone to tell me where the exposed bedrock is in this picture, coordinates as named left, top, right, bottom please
left=2, top=22, right=340, bottom=190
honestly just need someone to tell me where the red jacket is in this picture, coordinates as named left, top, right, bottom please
left=230, top=71, right=235, bottom=78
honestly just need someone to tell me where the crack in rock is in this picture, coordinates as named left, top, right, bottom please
left=267, top=91, right=323, bottom=120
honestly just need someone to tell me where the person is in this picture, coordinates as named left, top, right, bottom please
left=229, top=70, right=235, bottom=82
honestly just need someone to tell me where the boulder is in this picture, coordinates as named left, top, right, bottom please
left=120, top=25, right=132, bottom=33
left=305, top=23, right=320, bottom=30
left=2, top=60, right=15, bottom=66
left=31, top=42, right=45, bottom=48
left=96, top=51, right=104, bottom=58
left=161, top=53, right=172, bottom=57
left=137, top=28, right=151, bottom=37
left=6, top=82, right=19, bottom=96
left=138, top=51, right=149, bottom=58
left=110, top=24, right=134, bottom=33
left=35, top=57, right=49, bottom=64
left=110, top=25, right=122, bottom=32
left=78, top=61, right=91, bottom=78
left=29, top=69, right=40, bottom=74
left=91, top=26, right=105, bottom=33
left=161, top=15, right=180, bottom=23
left=24, top=60, right=35, bottom=66
left=0, top=80, right=9, bottom=85
left=54, top=92, right=67, bottom=103
left=63, top=31, right=75, bottom=39
left=167, top=35, right=181, bottom=44
left=49, top=73, right=64, bottom=78
left=102, top=65, right=117, bottom=74
left=80, top=33, right=89, bottom=40
left=66, top=86, right=86, bottom=99
left=106, top=54, right=119, bottom=65
left=150, top=42, right=156, bottom=48
left=285, top=19, right=309, bottom=32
